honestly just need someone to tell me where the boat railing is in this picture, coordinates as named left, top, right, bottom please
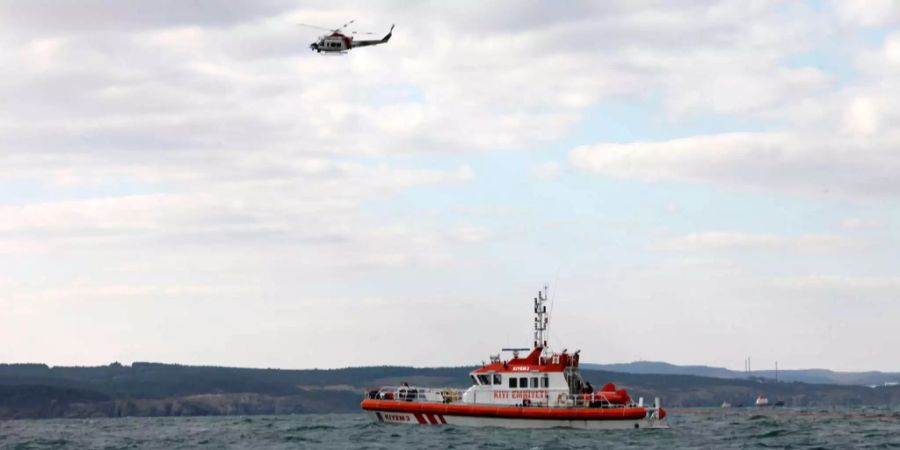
left=366, top=386, right=463, bottom=404
left=553, top=391, right=637, bottom=409
left=571, top=396, right=622, bottom=409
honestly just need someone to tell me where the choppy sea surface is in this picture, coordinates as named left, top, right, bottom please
left=1, top=408, right=898, bottom=449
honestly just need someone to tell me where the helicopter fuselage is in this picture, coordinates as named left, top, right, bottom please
left=310, top=33, right=351, bottom=53
left=308, top=25, right=393, bottom=54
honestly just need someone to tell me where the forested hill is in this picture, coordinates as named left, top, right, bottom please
left=1, top=362, right=898, bottom=419
left=582, top=361, right=900, bottom=386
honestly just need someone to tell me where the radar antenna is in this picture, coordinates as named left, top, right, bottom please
left=533, top=285, right=550, bottom=354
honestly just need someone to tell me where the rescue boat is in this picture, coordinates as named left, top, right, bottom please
left=361, top=287, right=668, bottom=429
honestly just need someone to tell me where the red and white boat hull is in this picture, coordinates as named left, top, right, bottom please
left=361, top=400, right=668, bottom=429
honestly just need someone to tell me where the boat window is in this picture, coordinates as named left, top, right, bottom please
left=542, top=376, right=549, bottom=388
left=477, top=375, right=490, bottom=385
left=509, top=377, right=517, bottom=388
left=519, top=377, right=528, bottom=388
left=493, top=374, right=501, bottom=385
left=470, top=375, right=478, bottom=385
left=530, top=377, right=538, bottom=388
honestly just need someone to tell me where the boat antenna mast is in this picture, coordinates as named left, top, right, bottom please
left=534, top=285, right=550, bottom=355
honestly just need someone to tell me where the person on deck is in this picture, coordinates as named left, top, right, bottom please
left=583, top=382, right=594, bottom=394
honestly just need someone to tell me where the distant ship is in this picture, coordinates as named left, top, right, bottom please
left=361, top=287, right=669, bottom=429
left=755, top=395, right=769, bottom=407
left=720, top=401, right=732, bottom=408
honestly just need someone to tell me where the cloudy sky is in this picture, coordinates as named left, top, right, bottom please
left=2, top=0, right=899, bottom=372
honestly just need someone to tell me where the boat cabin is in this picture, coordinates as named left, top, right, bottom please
left=463, top=347, right=585, bottom=407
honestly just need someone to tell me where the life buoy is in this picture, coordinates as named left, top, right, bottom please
left=557, top=393, right=569, bottom=405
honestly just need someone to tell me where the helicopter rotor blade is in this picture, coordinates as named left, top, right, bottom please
left=336, top=19, right=355, bottom=31
left=297, top=23, right=334, bottom=32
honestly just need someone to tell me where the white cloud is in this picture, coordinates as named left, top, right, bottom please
left=842, top=96, right=881, bottom=135
left=1, top=1, right=898, bottom=370
left=570, top=130, right=900, bottom=197
left=571, top=21, right=900, bottom=199
left=830, top=0, right=900, bottom=27
left=776, top=275, right=900, bottom=292
left=449, top=225, right=493, bottom=243
left=13, top=284, right=223, bottom=303
left=839, top=217, right=883, bottom=231
left=0, top=0, right=839, bottom=176
left=0, top=239, right=46, bottom=255
left=0, top=162, right=473, bottom=248
left=530, top=161, right=562, bottom=180
left=657, top=231, right=856, bottom=253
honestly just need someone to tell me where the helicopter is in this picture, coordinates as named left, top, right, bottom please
left=299, top=20, right=394, bottom=54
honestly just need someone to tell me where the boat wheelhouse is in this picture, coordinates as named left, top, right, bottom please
left=361, top=287, right=668, bottom=429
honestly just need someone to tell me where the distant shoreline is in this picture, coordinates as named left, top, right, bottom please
left=1, top=362, right=898, bottom=419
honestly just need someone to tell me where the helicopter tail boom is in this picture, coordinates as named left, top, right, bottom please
left=350, top=24, right=394, bottom=49
left=382, top=24, right=394, bottom=43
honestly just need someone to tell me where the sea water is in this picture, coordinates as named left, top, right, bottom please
left=1, top=408, right=898, bottom=449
